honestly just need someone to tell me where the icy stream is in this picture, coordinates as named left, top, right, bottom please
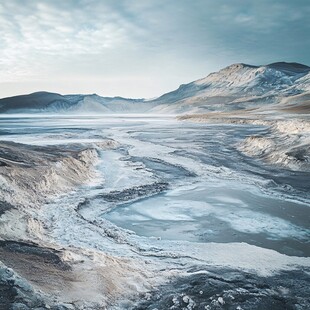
left=98, top=117, right=310, bottom=257
left=1, top=114, right=310, bottom=309
left=1, top=114, right=308, bottom=258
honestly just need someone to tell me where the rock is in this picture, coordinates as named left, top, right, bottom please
left=182, top=295, right=190, bottom=303
left=12, top=303, right=30, bottom=310
left=218, top=296, right=225, bottom=305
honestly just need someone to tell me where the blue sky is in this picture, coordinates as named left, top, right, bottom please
left=0, top=0, right=309, bottom=98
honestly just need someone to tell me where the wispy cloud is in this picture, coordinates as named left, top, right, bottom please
left=0, top=0, right=309, bottom=98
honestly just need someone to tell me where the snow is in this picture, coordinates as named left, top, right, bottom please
left=16, top=116, right=306, bottom=282
left=2, top=57, right=310, bottom=310
left=239, top=118, right=310, bottom=171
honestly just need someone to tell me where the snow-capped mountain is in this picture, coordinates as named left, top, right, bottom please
left=0, top=62, right=309, bottom=114
left=149, top=62, right=310, bottom=114
left=158, top=62, right=309, bottom=100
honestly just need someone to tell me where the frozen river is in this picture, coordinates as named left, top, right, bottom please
left=1, top=114, right=309, bottom=258
left=1, top=114, right=310, bottom=309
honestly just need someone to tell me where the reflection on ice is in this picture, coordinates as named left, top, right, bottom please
left=105, top=182, right=309, bottom=249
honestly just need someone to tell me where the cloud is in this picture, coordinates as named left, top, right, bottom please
left=0, top=0, right=309, bottom=98
left=0, top=1, right=137, bottom=76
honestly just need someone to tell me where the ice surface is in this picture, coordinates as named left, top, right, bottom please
left=1, top=114, right=309, bottom=309
left=105, top=181, right=309, bottom=245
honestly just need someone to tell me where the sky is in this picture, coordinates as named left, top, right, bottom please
left=0, top=0, right=309, bottom=99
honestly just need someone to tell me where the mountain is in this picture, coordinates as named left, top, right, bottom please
left=0, top=62, right=309, bottom=114
left=149, top=62, right=310, bottom=113
left=156, top=62, right=310, bottom=102
left=0, top=92, right=80, bottom=113
left=0, top=92, right=151, bottom=114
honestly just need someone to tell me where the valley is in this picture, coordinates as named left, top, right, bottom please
left=0, top=62, right=309, bottom=309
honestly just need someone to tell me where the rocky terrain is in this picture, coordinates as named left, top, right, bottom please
left=0, top=62, right=309, bottom=309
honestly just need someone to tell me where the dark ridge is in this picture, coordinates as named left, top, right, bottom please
left=223, top=63, right=259, bottom=70
left=267, top=62, right=310, bottom=73
left=97, top=182, right=168, bottom=202
left=98, top=96, right=144, bottom=102
left=0, top=91, right=81, bottom=112
left=134, top=267, right=310, bottom=310
left=0, top=240, right=70, bottom=270
left=0, top=202, right=14, bottom=216
left=112, top=96, right=145, bottom=102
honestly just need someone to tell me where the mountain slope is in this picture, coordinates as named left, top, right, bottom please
left=153, top=62, right=309, bottom=100
left=149, top=62, right=310, bottom=114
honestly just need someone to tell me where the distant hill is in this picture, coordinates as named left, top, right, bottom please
left=0, top=92, right=79, bottom=113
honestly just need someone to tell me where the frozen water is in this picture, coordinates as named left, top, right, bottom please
left=1, top=114, right=309, bottom=259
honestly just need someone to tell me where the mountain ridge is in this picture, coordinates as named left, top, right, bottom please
left=0, top=61, right=309, bottom=114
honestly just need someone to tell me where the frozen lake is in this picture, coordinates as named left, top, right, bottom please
left=1, top=114, right=309, bottom=257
